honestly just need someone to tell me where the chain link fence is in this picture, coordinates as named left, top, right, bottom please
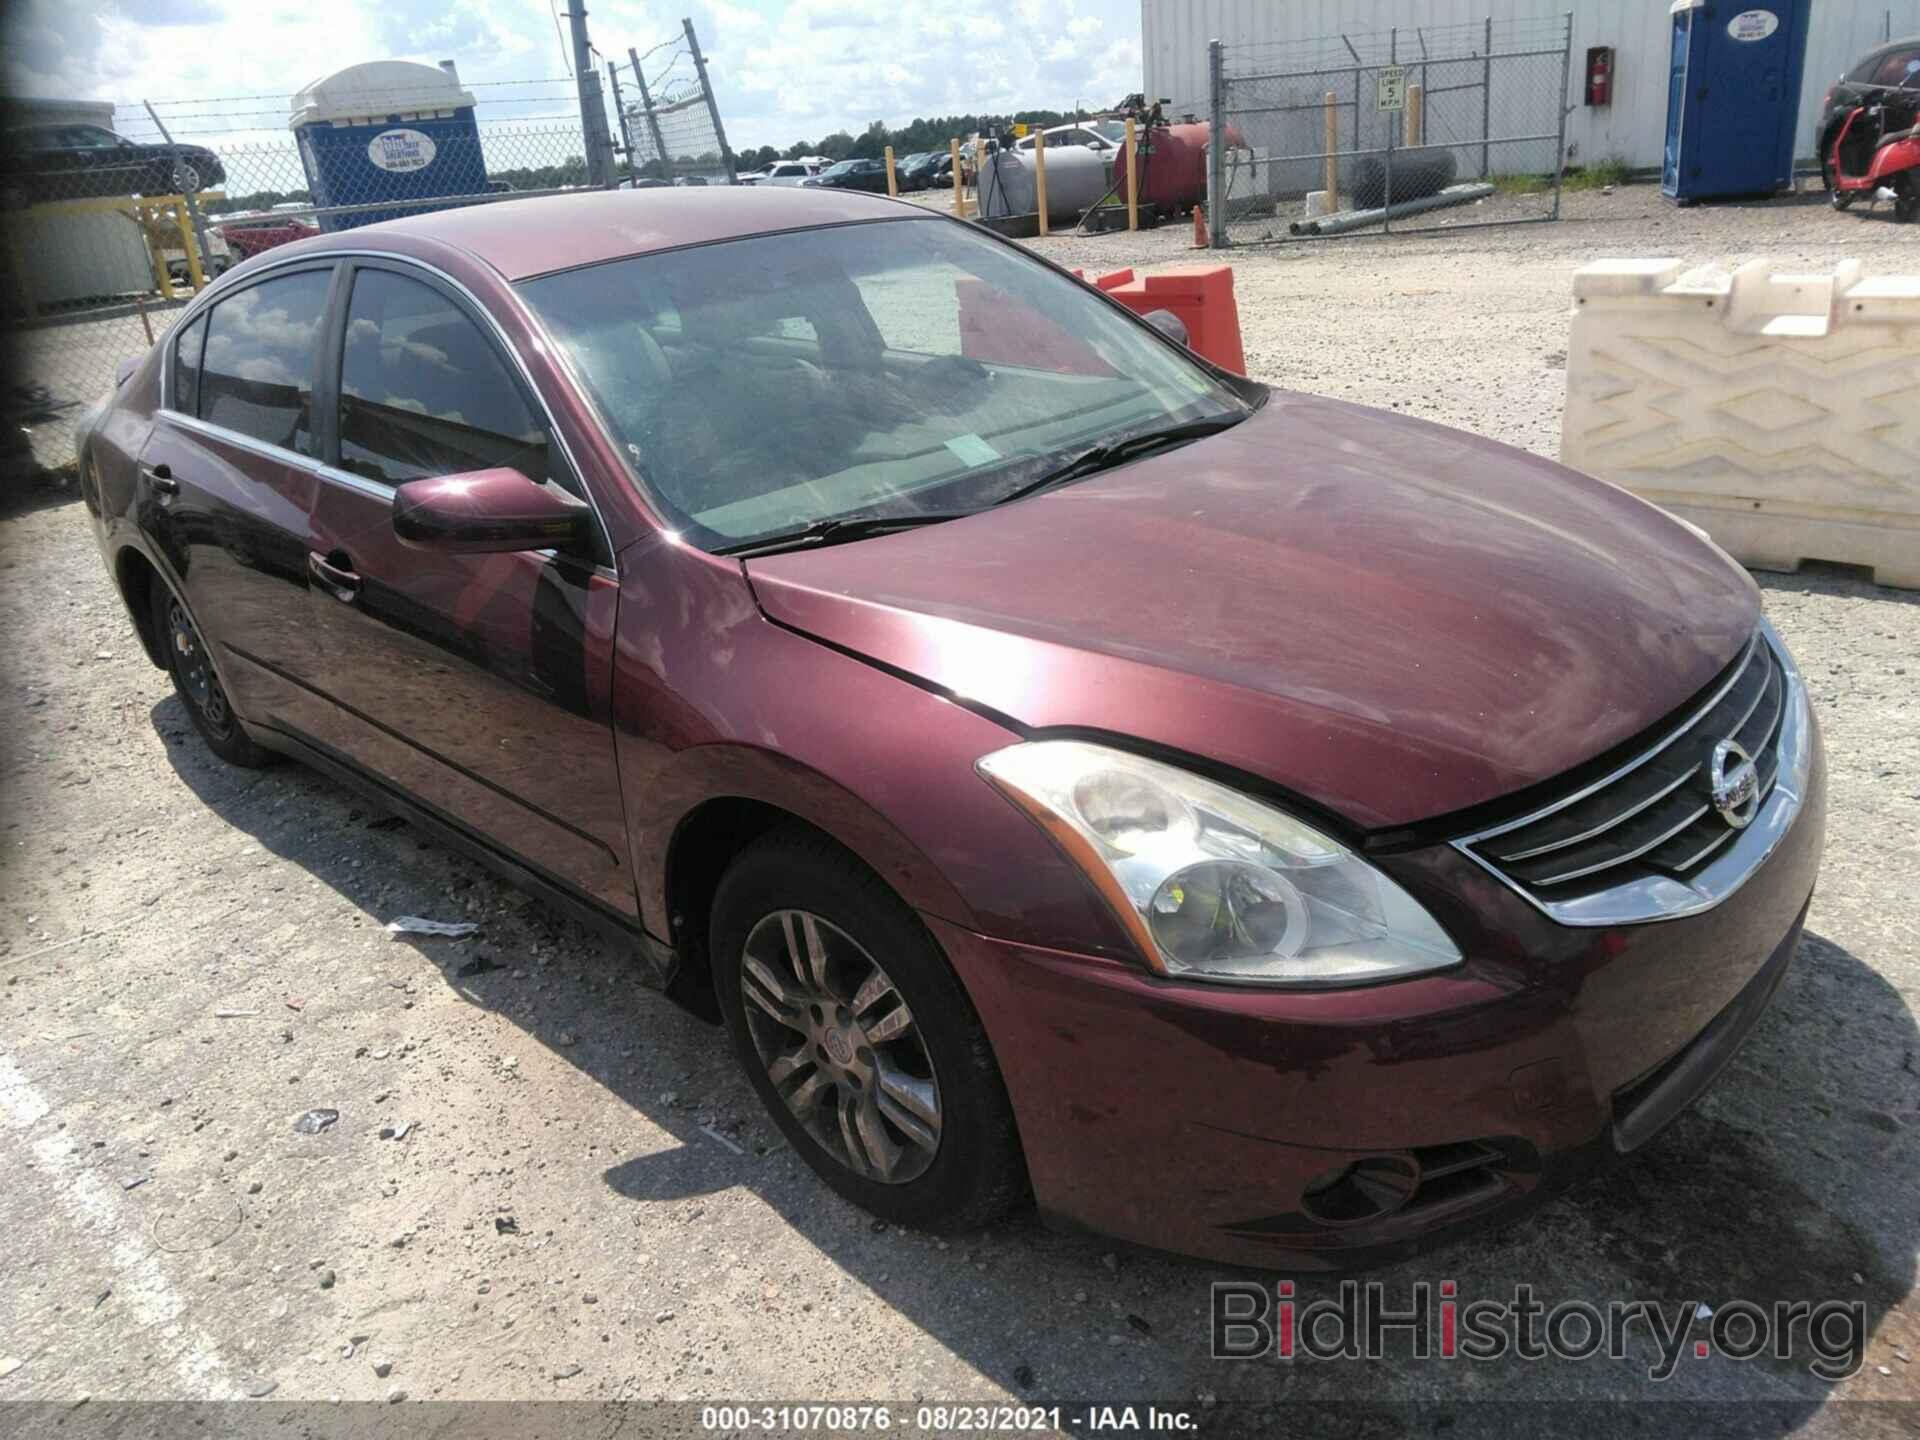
left=1207, top=15, right=1573, bottom=248
left=616, top=30, right=735, bottom=186
left=2, top=26, right=735, bottom=478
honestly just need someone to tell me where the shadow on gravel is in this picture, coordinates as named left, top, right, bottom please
left=158, top=698, right=1918, bottom=1434
left=0, top=475, right=82, bottom=521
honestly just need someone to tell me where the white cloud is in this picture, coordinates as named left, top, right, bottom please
left=3, top=0, right=1143, bottom=152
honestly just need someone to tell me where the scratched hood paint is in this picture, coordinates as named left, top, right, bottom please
left=745, top=392, right=1761, bottom=830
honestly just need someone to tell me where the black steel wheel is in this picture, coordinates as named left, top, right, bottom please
left=150, top=571, right=272, bottom=767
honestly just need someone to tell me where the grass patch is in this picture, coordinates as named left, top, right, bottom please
left=1564, top=157, right=1632, bottom=191
left=1487, top=157, right=1633, bottom=195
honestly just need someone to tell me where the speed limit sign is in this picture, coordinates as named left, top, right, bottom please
left=1377, top=64, right=1408, bottom=112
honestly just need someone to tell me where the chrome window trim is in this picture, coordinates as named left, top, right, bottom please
left=167, top=409, right=325, bottom=473
left=1451, top=620, right=1812, bottom=927
left=154, top=247, right=617, bottom=564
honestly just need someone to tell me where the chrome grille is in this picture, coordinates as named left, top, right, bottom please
left=1463, top=634, right=1788, bottom=902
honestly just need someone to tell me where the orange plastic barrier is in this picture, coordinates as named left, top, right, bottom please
left=955, top=276, right=1117, bottom=376
left=1076, top=265, right=1247, bottom=375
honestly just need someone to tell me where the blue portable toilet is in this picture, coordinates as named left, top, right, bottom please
left=291, top=60, right=485, bottom=231
left=1663, top=0, right=1813, bottom=203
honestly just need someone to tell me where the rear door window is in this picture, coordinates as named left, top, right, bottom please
left=337, top=267, right=552, bottom=488
left=199, top=268, right=332, bottom=455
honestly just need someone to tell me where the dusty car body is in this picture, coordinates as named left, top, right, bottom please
left=78, top=188, right=1822, bottom=1268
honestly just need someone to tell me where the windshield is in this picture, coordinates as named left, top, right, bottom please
left=517, top=216, right=1253, bottom=551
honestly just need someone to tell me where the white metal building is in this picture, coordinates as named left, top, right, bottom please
left=1143, top=1, right=1920, bottom=171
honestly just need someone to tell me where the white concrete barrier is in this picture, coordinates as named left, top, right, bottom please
left=1561, top=258, right=1920, bottom=591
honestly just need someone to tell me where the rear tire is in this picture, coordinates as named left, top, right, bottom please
left=1895, top=179, right=1918, bottom=224
left=711, top=828, right=1026, bottom=1232
left=151, top=571, right=273, bottom=768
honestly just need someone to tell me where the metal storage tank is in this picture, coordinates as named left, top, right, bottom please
left=975, top=146, right=1112, bottom=223
left=290, top=60, right=483, bottom=231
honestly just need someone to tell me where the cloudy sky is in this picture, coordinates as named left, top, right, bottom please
left=5, top=0, right=1146, bottom=150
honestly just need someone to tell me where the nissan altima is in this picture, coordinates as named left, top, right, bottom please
left=77, top=188, right=1823, bottom=1268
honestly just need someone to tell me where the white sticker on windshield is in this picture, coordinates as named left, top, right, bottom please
left=944, top=433, right=1001, bottom=467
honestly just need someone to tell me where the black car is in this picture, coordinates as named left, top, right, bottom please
left=1, top=123, right=226, bottom=207
left=898, top=152, right=946, bottom=191
left=802, top=158, right=890, bottom=193
left=1817, top=35, right=1920, bottom=189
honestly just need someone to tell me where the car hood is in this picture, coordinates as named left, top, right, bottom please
left=744, top=392, right=1760, bottom=831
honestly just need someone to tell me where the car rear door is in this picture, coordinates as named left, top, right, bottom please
left=136, top=262, right=339, bottom=737
left=300, top=259, right=635, bottom=918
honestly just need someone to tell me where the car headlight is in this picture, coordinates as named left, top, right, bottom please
left=977, top=741, right=1461, bottom=987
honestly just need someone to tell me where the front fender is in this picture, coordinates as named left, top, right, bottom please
left=611, top=534, right=1137, bottom=961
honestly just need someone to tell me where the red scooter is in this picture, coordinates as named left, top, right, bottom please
left=1828, top=81, right=1920, bottom=223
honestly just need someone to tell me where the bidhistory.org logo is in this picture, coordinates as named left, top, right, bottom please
left=1211, top=1281, right=1866, bottom=1382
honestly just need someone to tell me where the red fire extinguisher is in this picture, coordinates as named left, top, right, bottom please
left=1586, top=46, right=1614, bottom=107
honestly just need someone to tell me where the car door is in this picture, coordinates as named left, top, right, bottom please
left=137, top=262, right=339, bottom=736
left=301, top=259, right=635, bottom=917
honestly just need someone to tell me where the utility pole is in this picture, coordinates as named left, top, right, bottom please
left=628, top=45, right=671, bottom=181
left=682, top=16, right=737, bottom=184
left=564, top=3, right=618, bottom=188
left=606, top=61, right=635, bottom=185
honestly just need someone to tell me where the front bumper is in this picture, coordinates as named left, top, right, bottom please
left=933, top=717, right=1825, bottom=1271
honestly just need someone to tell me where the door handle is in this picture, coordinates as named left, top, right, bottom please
left=307, top=551, right=362, bottom=603
left=141, top=462, right=178, bottom=495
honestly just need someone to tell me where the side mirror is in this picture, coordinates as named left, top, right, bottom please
left=1140, top=307, right=1191, bottom=347
left=392, top=467, right=593, bottom=554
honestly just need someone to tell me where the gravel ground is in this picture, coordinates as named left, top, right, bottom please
left=2, top=182, right=1916, bottom=1432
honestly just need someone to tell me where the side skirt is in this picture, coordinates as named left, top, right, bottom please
left=241, top=719, right=686, bottom=999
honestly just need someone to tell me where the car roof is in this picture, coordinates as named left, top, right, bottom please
left=292, top=186, right=923, bottom=281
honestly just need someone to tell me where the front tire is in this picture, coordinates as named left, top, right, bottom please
left=712, top=829, right=1026, bottom=1232
left=151, top=571, right=273, bottom=768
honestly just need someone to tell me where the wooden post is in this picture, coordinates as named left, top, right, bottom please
left=1404, top=84, right=1423, bottom=148
left=1033, top=127, right=1048, bottom=236
left=1124, top=116, right=1139, bottom=232
left=1322, top=91, right=1339, bottom=206
left=950, top=137, right=964, bottom=216
left=884, top=145, right=897, bottom=196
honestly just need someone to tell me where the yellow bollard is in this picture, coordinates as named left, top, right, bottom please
left=951, top=137, right=964, bottom=217
left=1322, top=92, right=1339, bottom=206
left=1405, top=84, right=1423, bottom=148
left=1125, top=117, right=1139, bottom=232
left=1033, top=127, right=1048, bottom=236
left=884, top=145, right=897, bottom=197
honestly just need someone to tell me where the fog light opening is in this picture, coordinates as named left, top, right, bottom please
left=1297, top=1154, right=1419, bottom=1226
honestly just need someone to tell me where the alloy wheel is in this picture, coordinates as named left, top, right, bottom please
left=168, top=597, right=231, bottom=733
left=737, top=909, right=942, bottom=1184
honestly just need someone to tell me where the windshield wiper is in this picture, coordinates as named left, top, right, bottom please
left=718, top=511, right=968, bottom=559
left=989, top=413, right=1248, bottom=508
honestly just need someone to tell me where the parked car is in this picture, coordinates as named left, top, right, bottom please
left=1014, top=123, right=1119, bottom=155
left=759, top=161, right=820, bottom=188
left=904, top=150, right=955, bottom=189
left=802, top=158, right=889, bottom=192
left=1818, top=34, right=1920, bottom=194
left=620, top=177, right=672, bottom=190
left=674, top=175, right=710, bottom=187
left=1, top=122, right=227, bottom=207
left=216, top=211, right=320, bottom=261
left=78, top=189, right=1823, bottom=1269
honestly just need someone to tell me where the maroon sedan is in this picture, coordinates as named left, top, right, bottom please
left=77, top=189, right=1822, bottom=1269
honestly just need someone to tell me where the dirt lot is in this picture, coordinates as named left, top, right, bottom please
left=2, top=182, right=1917, bottom=1433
